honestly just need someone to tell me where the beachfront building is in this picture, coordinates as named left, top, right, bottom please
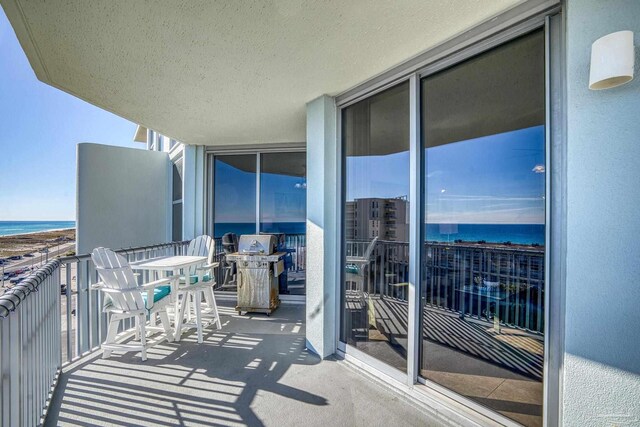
left=1, top=1, right=639, bottom=426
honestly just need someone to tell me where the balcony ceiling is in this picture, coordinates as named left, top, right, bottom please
left=3, top=0, right=520, bottom=146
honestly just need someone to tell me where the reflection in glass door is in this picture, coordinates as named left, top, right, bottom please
left=213, top=155, right=257, bottom=238
left=420, top=30, right=546, bottom=426
left=341, top=82, right=410, bottom=373
left=260, top=152, right=307, bottom=295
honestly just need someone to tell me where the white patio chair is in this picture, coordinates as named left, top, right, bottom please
left=175, top=235, right=222, bottom=343
left=91, top=247, right=178, bottom=361
left=345, top=237, right=378, bottom=294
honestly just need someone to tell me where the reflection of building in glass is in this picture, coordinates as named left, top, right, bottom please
left=345, top=196, right=409, bottom=242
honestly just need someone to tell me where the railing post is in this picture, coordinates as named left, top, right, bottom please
left=76, top=260, right=89, bottom=356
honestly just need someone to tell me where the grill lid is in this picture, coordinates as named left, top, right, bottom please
left=238, top=234, right=277, bottom=255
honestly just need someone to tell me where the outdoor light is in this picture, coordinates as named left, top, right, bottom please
left=589, top=30, right=635, bottom=90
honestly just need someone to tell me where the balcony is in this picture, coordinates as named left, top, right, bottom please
left=46, top=299, right=439, bottom=426
left=0, top=241, right=437, bottom=426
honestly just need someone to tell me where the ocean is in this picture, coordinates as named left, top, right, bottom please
left=0, top=221, right=76, bottom=237
left=214, top=222, right=544, bottom=245
left=426, top=223, right=544, bottom=245
left=214, top=222, right=306, bottom=238
left=0, top=221, right=542, bottom=244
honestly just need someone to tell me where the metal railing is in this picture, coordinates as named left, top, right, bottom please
left=0, top=260, right=61, bottom=426
left=0, top=240, right=202, bottom=425
left=216, top=234, right=307, bottom=293
left=0, top=234, right=307, bottom=425
left=57, top=241, right=197, bottom=363
left=284, top=234, right=306, bottom=274
left=346, top=239, right=545, bottom=333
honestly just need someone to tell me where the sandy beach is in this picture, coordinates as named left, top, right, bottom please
left=0, top=228, right=75, bottom=258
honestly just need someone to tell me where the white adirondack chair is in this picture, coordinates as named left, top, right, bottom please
left=345, top=237, right=378, bottom=294
left=175, top=235, right=222, bottom=343
left=92, top=247, right=178, bottom=361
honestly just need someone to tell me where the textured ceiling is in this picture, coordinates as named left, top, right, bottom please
left=3, top=0, right=521, bottom=146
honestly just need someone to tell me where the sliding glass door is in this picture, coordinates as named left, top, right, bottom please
left=420, top=30, right=545, bottom=426
left=213, top=155, right=257, bottom=238
left=341, top=82, right=410, bottom=373
left=340, top=29, right=547, bottom=426
left=260, top=152, right=307, bottom=295
left=211, top=151, right=307, bottom=295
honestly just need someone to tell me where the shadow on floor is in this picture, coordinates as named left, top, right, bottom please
left=46, top=302, right=323, bottom=427
left=46, top=299, right=437, bottom=427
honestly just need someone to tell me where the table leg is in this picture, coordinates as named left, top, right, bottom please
left=174, top=290, right=188, bottom=341
left=195, top=291, right=203, bottom=344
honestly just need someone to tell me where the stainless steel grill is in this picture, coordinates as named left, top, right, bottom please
left=225, top=235, right=285, bottom=316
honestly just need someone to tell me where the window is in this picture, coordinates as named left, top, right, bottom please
left=420, top=30, right=546, bottom=425
left=259, top=152, right=306, bottom=235
left=211, top=151, right=307, bottom=295
left=341, top=81, right=410, bottom=372
left=213, top=155, right=257, bottom=238
left=338, top=28, right=547, bottom=426
left=172, top=157, right=183, bottom=241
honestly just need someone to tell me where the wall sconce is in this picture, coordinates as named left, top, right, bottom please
left=589, top=30, right=635, bottom=90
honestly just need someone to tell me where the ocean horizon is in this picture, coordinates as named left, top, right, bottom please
left=0, top=221, right=76, bottom=237
left=214, top=222, right=544, bottom=245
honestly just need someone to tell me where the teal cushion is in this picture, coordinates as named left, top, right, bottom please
left=142, top=285, right=172, bottom=306
left=179, top=274, right=211, bottom=285
left=345, top=264, right=360, bottom=275
left=103, top=284, right=171, bottom=310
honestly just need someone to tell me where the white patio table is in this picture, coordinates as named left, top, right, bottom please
left=130, top=255, right=208, bottom=335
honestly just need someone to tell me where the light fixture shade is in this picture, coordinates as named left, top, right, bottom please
left=589, top=30, right=635, bottom=90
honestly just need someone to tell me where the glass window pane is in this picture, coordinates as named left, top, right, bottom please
left=172, top=202, right=183, bottom=241
left=260, top=152, right=307, bottom=295
left=421, top=30, right=545, bottom=426
left=259, top=152, right=306, bottom=234
left=214, top=155, right=256, bottom=238
left=342, top=81, right=410, bottom=373
left=172, top=158, right=183, bottom=202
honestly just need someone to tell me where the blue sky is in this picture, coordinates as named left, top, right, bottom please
left=0, top=9, right=138, bottom=221
left=347, top=125, right=545, bottom=224
left=213, top=158, right=306, bottom=223
left=425, top=125, right=545, bottom=224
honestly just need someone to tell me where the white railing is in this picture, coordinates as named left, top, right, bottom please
left=0, top=260, right=61, bottom=426
left=0, top=240, right=191, bottom=425
left=346, top=239, right=545, bottom=333
left=57, top=241, right=195, bottom=363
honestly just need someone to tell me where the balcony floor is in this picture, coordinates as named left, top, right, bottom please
left=46, top=297, right=438, bottom=427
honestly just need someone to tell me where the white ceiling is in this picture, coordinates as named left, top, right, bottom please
left=3, top=0, right=521, bottom=146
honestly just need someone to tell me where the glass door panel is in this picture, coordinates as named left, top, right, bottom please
left=213, top=154, right=256, bottom=238
left=260, top=152, right=307, bottom=295
left=420, top=30, right=546, bottom=426
left=341, top=81, right=410, bottom=373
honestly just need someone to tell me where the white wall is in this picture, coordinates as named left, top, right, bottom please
left=305, top=95, right=338, bottom=358
left=76, top=143, right=171, bottom=254
left=564, top=1, right=640, bottom=425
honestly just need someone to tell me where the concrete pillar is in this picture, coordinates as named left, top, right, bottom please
left=182, top=145, right=206, bottom=240
left=305, top=95, right=338, bottom=358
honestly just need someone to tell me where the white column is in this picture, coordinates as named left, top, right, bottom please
left=305, top=95, right=338, bottom=358
left=182, top=145, right=206, bottom=240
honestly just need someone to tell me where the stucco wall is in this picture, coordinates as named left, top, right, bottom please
left=77, top=143, right=171, bottom=254
left=564, top=1, right=640, bottom=425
